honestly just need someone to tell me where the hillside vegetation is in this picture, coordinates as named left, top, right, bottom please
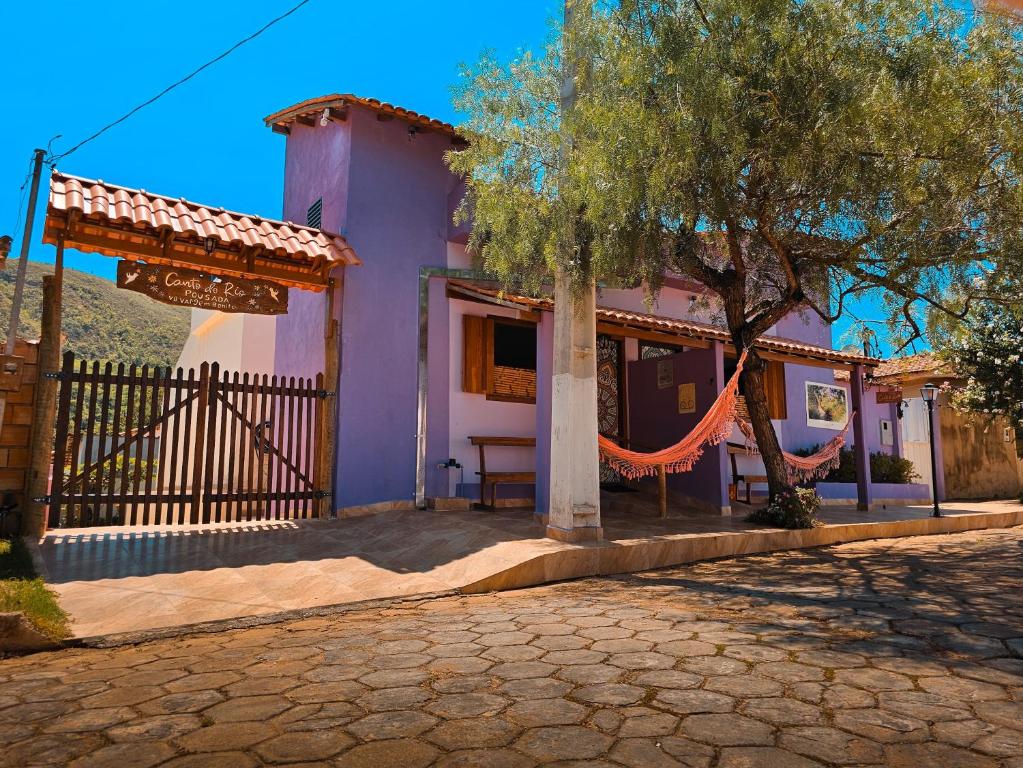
left=0, top=260, right=188, bottom=367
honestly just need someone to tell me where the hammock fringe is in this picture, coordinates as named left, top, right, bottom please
left=736, top=415, right=854, bottom=485
left=598, top=349, right=749, bottom=481
left=598, top=348, right=854, bottom=487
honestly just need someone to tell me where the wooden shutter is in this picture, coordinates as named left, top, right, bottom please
left=765, top=360, right=788, bottom=420
left=463, top=314, right=487, bottom=393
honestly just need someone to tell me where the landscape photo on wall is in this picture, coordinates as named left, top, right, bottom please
left=805, top=381, right=849, bottom=430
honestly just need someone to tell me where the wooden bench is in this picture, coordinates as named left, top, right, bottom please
left=727, top=443, right=768, bottom=504
left=469, top=436, right=536, bottom=509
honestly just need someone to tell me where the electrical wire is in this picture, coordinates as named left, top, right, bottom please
left=8, top=155, right=35, bottom=244
left=47, top=0, right=313, bottom=165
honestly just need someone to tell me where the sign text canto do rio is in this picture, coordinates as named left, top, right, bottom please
left=116, top=261, right=289, bottom=315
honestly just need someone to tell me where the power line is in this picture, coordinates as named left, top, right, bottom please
left=47, top=0, right=313, bottom=165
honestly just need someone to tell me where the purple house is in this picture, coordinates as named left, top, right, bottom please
left=188, top=93, right=930, bottom=521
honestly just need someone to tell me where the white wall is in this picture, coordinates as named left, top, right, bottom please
left=901, top=397, right=933, bottom=489
left=175, top=310, right=277, bottom=376
left=447, top=297, right=536, bottom=498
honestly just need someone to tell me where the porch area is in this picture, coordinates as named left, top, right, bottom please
left=31, top=497, right=1023, bottom=640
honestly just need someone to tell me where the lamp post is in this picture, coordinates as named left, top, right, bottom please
left=920, top=382, right=941, bottom=517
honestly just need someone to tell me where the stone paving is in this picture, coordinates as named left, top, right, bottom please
left=2, top=527, right=1022, bottom=767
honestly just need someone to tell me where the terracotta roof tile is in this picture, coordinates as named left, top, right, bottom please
left=47, top=172, right=360, bottom=268
left=448, top=280, right=880, bottom=368
left=264, top=93, right=460, bottom=139
left=872, top=353, right=953, bottom=381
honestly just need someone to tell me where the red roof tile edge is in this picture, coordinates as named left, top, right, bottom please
left=48, top=171, right=360, bottom=267
left=448, top=280, right=879, bottom=367
left=264, top=93, right=460, bottom=139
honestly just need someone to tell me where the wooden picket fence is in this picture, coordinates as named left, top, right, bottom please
left=48, top=352, right=326, bottom=528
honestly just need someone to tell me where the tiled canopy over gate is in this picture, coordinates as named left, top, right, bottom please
left=44, top=172, right=360, bottom=290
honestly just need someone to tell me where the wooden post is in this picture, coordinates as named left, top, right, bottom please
left=25, top=246, right=65, bottom=537
left=319, top=276, right=340, bottom=518
left=658, top=464, right=667, bottom=519
left=850, top=364, right=873, bottom=512
left=190, top=362, right=210, bottom=523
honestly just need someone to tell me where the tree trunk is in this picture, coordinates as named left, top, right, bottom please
left=718, top=286, right=791, bottom=502
left=741, top=352, right=790, bottom=499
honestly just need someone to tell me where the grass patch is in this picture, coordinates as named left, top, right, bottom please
left=0, top=537, right=70, bottom=641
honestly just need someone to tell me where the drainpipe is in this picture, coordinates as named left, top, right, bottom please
left=415, top=266, right=492, bottom=508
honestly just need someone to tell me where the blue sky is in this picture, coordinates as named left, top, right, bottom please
left=1, top=0, right=908, bottom=354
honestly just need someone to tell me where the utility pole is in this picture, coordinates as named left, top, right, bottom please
left=0, top=149, right=46, bottom=437
left=6, top=150, right=46, bottom=357
left=546, top=0, right=602, bottom=542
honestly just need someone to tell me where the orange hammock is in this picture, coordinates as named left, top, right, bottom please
left=598, top=349, right=749, bottom=480
left=736, top=414, right=854, bottom=484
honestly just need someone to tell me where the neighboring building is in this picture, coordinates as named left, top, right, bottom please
left=175, top=92, right=937, bottom=519
left=176, top=309, right=276, bottom=375
left=873, top=354, right=1021, bottom=501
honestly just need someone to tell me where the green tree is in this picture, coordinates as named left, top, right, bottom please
left=450, top=0, right=1023, bottom=502
left=937, top=298, right=1023, bottom=425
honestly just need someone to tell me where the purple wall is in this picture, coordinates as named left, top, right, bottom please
left=534, top=313, right=554, bottom=516
left=782, top=364, right=900, bottom=458
left=426, top=276, right=451, bottom=499
left=627, top=348, right=726, bottom=508
left=773, top=307, right=831, bottom=348
left=817, top=481, right=931, bottom=502
left=334, top=110, right=457, bottom=508
left=275, top=121, right=351, bottom=383
left=276, top=108, right=459, bottom=509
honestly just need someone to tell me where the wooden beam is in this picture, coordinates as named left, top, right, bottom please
left=271, top=124, right=290, bottom=135
left=296, top=115, right=315, bottom=126
left=47, top=224, right=330, bottom=291
left=595, top=321, right=713, bottom=350
left=319, top=276, right=340, bottom=518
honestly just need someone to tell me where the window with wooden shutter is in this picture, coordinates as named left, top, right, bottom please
left=463, top=314, right=487, bottom=393
left=462, top=313, right=537, bottom=403
left=764, top=360, right=788, bottom=420
left=488, top=317, right=537, bottom=403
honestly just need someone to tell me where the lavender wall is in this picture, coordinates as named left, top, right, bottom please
left=276, top=120, right=351, bottom=382
left=333, top=110, right=456, bottom=508
left=781, top=364, right=899, bottom=458
left=817, top=481, right=931, bottom=502
left=535, top=313, right=554, bottom=516
left=627, top=347, right=726, bottom=508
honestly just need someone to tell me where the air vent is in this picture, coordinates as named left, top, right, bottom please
left=306, top=197, right=323, bottom=229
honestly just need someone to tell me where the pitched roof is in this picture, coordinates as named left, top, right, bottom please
left=45, top=172, right=359, bottom=289
left=872, top=353, right=954, bottom=382
left=264, top=94, right=460, bottom=139
left=448, top=280, right=880, bottom=369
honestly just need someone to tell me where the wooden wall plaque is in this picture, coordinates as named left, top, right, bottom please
left=117, top=261, right=289, bottom=315
left=876, top=388, right=904, bottom=404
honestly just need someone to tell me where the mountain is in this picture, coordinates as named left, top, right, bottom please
left=0, top=260, right=189, bottom=367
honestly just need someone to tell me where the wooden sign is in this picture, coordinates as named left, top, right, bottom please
left=117, top=261, right=288, bottom=315
left=876, top=388, right=903, bottom=404
left=678, top=382, right=696, bottom=414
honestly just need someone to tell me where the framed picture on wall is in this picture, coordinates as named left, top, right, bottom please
left=805, top=381, right=849, bottom=430
left=656, top=359, right=674, bottom=389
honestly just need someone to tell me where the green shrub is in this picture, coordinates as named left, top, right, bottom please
left=0, top=538, right=69, bottom=641
left=746, top=487, right=822, bottom=529
left=791, top=447, right=918, bottom=484
left=870, top=452, right=918, bottom=484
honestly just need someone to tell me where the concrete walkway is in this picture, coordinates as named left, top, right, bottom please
left=4, top=527, right=1022, bottom=767
left=31, top=500, right=1023, bottom=639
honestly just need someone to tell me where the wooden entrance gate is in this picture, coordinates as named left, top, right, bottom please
left=47, top=352, right=327, bottom=528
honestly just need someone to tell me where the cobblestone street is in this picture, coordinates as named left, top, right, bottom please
left=2, top=527, right=1022, bottom=767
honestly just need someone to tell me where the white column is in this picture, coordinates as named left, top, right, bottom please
left=546, top=271, right=602, bottom=541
